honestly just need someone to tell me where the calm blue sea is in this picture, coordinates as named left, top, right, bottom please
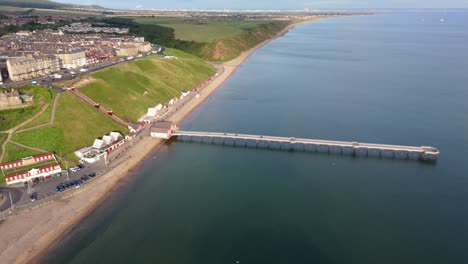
left=42, top=11, right=468, bottom=264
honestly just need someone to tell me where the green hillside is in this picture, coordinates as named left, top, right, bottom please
left=104, top=17, right=293, bottom=62
left=196, top=21, right=291, bottom=61
left=78, top=49, right=216, bottom=122
left=135, top=17, right=270, bottom=43
left=0, top=0, right=67, bottom=9
left=0, top=86, right=55, bottom=131
left=0, top=0, right=102, bottom=9
left=11, top=92, right=125, bottom=161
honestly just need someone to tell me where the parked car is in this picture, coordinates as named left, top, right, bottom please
left=70, top=166, right=81, bottom=172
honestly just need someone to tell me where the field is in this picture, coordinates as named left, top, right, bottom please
left=0, top=132, right=7, bottom=148
left=135, top=17, right=269, bottom=43
left=197, top=20, right=292, bottom=61
left=0, top=5, right=28, bottom=11
left=31, top=8, right=102, bottom=17
left=2, top=143, right=41, bottom=163
left=10, top=92, right=125, bottom=161
left=19, top=101, right=53, bottom=129
left=132, top=17, right=291, bottom=61
left=78, top=49, right=216, bottom=122
left=0, top=86, right=55, bottom=131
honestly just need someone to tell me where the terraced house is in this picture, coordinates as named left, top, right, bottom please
left=53, top=49, right=88, bottom=69
left=6, top=54, right=60, bottom=81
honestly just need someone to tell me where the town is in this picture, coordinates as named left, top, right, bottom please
left=0, top=25, right=157, bottom=84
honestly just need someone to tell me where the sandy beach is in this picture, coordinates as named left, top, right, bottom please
left=0, top=21, right=303, bottom=264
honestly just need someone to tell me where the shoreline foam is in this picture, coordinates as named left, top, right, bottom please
left=0, top=21, right=306, bottom=264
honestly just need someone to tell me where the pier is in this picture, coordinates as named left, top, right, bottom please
left=171, top=131, right=440, bottom=161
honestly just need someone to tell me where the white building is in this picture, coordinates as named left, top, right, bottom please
left=1, top=153, right=61, bottom=185
left=75, top=132, right=125, bottom=163
left=4, top=163, right=62, bottom=185
left=54, top=49, right=88, bottom=69
left=150, top=122, right=177, bottom=139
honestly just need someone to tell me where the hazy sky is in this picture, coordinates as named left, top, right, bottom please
left=56, top=0, right=468, bottom=9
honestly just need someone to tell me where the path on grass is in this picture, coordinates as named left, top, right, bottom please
left=71, top=90, right=129, bottom=127
left=16, top=94, right=61, bottom=134
left=9, top=141, right=48, bottom=154
left=0, top=103, right=50, bottom=163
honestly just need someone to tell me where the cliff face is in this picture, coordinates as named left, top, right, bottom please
left=183, top=21, right=292, bottom=62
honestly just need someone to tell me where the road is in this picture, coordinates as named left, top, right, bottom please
left=2, top=51, right=161, bottom=90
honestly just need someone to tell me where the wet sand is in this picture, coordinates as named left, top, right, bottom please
left=0, top=21, right=306, bottom=264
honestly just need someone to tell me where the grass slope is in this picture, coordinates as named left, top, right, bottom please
left=11, top=92, right=125, bottom=160
left=135, top=17, right=269, bottom=43
left=3, top=143, right=42, bottom=163
left=106, top=17, right=291, bottom=62
left=0, top=0, right=67, bottom=9
left=79, top=49, right=216, bottom=122
left=0, top=0, right=102, bottom=9
left=197, top=21, right=292, bottom=62
left=0, top=132, right=7, bottom=150
left=19, top=102, right=53, bottom=129
left=0, top=86, right=55, bottom=131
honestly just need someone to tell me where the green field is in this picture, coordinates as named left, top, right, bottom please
left=19, top=102, right=53, bottom=129
left=10, top=92, right=125, bottom=161
left=19, top=92, right=57, bottom=130
left=135, top=18, right=291, bottom=61
left=2, top=143, right=42, bottom=163
left=79, top=49, right=216, bottom=122
left=173, top=20, right=291, bottom=62
left=0, top=86, right=55, bottom=131
left=135, top=17, right=269, bottom=42
left=31, top=8, right=101, bottom=17
left=0, top=132, right=7, bottom=147
left=0, top=5, right=28, bottom=11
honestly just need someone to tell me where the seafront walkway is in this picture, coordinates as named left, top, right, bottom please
left=172, top=131, right=440, bottom=161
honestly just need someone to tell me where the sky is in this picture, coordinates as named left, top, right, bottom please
left=55, top=0, right=468, bottom=10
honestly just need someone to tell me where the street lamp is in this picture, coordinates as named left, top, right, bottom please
left=27, top=180, right=31, bottom=194
left=8, top=191, right=13, bottom=210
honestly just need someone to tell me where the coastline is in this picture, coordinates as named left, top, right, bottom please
left=0, top=20, right=306, bottom=264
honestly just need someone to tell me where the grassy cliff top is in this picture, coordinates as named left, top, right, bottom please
left=78, top=49, right=216, bottom=122
left=134, top=17, right=271, bottom=43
